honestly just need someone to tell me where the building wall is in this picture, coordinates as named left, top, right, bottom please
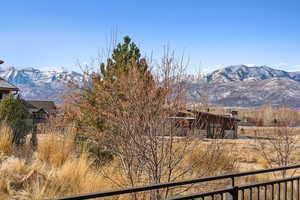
left=0, top=90, right=10, bottom=99
left=171, top=112, right=239, bottom=139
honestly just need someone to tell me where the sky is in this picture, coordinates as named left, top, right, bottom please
left=1, top=0, right=300, bottom=73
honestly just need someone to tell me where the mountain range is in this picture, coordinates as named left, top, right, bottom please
left=0, top=64, right=83, bottom=104
left=187, top=64, right=300, bottom=108
left=1, top=63, right=300, bottom=108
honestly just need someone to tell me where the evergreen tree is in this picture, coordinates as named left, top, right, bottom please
left=99, top=36, right=149, bottom=80
left=0, top=94, right=31, bottom=144
left=71, top=36, right=155, bottom=135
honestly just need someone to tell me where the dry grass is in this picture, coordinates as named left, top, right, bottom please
left=0, top=124, right=14, bottom=156
left=238, top=126, right=300, bottom=137
left=36, top=130, right=75, bottom=168
left=21, top=155, right=108, bottom=200
left=0, top=124, right=113, bottom=200
left=0, top=123, right=298, bottom=199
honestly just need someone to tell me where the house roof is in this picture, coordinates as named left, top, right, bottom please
left=23, top=100, right=40, bottom=113
left=0, top=78, right=19, bottom=91
left=171, top=110, right=240, bottom=121
left=26, top=101, right=56, bottom=114
left=195, top=111, right=240, bottom=121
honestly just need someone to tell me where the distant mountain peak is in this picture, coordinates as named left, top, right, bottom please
left=201, top=64, right=294, bottom=84
left=0, top=64, right=83, bottom=103
left=1, top=63, right=300, bottom=108
left=186, top=65, right=300, bottom=108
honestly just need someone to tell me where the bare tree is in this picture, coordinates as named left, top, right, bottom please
left=255, top=107, right=300, bottom=177
left=64, top=39, right=237, bottom=199
left=99, top=50, right=236, bottom=199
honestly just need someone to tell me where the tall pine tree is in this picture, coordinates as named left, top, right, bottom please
left=99, top=36, right=149, bottom=80
left=71, top=36, right=155, bottom=134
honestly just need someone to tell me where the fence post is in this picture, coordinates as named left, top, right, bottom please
left=227, top=177, right=238, bottom=200
left=31, top=117, right=38, bottom=151
left=232, top=187, right=239, bottom=200
left=228, top=186, right=239, bottom=200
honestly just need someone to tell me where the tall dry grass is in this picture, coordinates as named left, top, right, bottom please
left=0, top=124, right=14, bottom=156
left=36, top=131, right=75, bottom=168
left=0, top=125, right=108, bottom=199
left=21, top=155, right=109, bottom=200
left=0, top=122, right=296, bottom=199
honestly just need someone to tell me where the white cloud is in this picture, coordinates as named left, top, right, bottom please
left=294, top=64, right=300, bottom=68
left=201, top=68, right=212, bottom=73
left=272, top=62, right=300, bottom=72
left=277, top=62, right=289, bottom=67
left=288, top=64, right=300, bottom=72
left=244, top=64, right=257, bottom=67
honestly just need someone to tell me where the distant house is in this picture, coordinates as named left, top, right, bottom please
left=26, top=101, right=56, bottom=115
left=170, top=110, right=240, bottom=139
left=0, top=75, right=56, bottom=123
left=25, top=101, right=57, bottom=122
left=0, top=77, right=19, bottom=99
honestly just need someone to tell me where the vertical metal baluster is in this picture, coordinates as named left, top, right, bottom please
left=284, top=181, right=287, bottom=200
left=241, top=189, right=244, bottom=200
left=221, top=193, right=223, bottom=200
left=297, top=179, right=300, bottom=200
left=264, top=185, right=267, bottom=200
left=250, top=188, right=253, bottom=200
left=279, top=183, right=281, bottom=200
left=271, top=184, right=274, bottom=200
left=257, top=186, right=260, bottom=200
left=292, top=180, right=294, bottom=200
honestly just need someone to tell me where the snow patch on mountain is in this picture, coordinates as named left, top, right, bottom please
left=0, top=64, right=83, bottom=103
left=1, top=63, right=300, bottom=108
left=187, top=65, right=300, bottom=108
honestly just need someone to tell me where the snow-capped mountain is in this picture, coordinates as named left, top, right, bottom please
left=187, top=64, right=300, bottom=108
left=200, top=64, right=300, bottom=84
left=1, top=63, right=300, bottom=108
left=0, top=64, right=83, bottom=104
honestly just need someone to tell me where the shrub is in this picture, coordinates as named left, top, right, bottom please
left=87, top=143, right=113, bottom=166
left=0, top=95, right=31, bottom=145
left=76, top=136, right=113, bottom=166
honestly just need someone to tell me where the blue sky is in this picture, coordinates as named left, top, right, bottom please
left=1, top=0, right=300, bottom=73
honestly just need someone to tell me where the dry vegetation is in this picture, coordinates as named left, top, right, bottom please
left=0, top=123, right=298, bottom=199
left=203, top=104, right=300, bottom=127
left=0, top=125, right=238, bottom=199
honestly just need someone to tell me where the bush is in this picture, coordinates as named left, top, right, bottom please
left=88, top=143, right=113, bottom=166
left=75, top=136, right=113, bottom=166
left=0, top=95, right=31, bottom=144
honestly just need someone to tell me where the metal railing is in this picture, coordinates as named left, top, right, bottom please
left=50, top=164, right=300, bottom=200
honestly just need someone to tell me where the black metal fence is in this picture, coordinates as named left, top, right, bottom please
left=50, top=164, right=300, bottom=200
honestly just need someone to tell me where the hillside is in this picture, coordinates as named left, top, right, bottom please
left=187, top=65, right=300, bottom=108
left=0, top=64, right=82, bottom=103
left=1, top=63, right=300, bottom=108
